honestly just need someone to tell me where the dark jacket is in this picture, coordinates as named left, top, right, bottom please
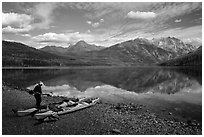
left=33, top=84, right=42, bottom=94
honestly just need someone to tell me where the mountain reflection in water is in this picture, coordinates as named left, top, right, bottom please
left=3, top=67, right=201, bottom=105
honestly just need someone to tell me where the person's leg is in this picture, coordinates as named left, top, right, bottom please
left=35, top=94, right=41, bottom=108
left=34, top=94, right=38, bottom=106
left=38, top=95, right=41, bottom=108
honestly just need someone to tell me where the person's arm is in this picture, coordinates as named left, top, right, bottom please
left=26, top=88, right=34, bottom=95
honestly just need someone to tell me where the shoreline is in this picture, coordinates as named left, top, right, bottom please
left=2, top=83, right=202, bottom=135
left=2, top=65, right=191, bottom=70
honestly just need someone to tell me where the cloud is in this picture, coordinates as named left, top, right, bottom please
left=32, top=3, right=58, bottom=29
left=100, top=18, right=104, bottom=22
left=155, top=3, right=201, bottom=22
left=2, top=25, right=32, bottom=34
left=91, top=24, right=202, bottom=47
left=2, top=12, right=33, bottom=34
left=32, top=32, right=96, bottom=45
left=127, top=11, right=157, bottom=19
left=21, top=34, right=31, bottom=37
left=86, top=20, right=92, bottom=25
left=33, top=32, right=68, bottom=43
left=69, top=3, right=157, bottom=19
left=2, top=3, right=59, bottom=34
left=85, top=8, right=113, bottom=20
left=32, top=29, right=124, bottom=47
left=86, top=18, right=104, bottom=28
left=2, top=12, right=33, bottom=28
left=92, top=22, right=100, bottom=28
left=152, top=25, right=202, bottom=42
left=174, top=19, right=182, bottom=23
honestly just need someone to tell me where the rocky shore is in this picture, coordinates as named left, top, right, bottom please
left=2, top=83, right=202, bottom=135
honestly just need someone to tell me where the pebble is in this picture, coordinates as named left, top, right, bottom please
left=169, top=121, right=174, bottom=124
left=187, top=120, right=197, bottom=126
left=111, top=129, right=121, bottom=134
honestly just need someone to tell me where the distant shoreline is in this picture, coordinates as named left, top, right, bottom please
left=2, top=65, right=198, bottom=69
left=2, top=65, right=156, bottom=69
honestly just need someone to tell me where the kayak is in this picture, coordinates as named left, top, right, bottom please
left=12, top=106, right=49, bottom=117
left=13, top=108, right=38, bottom=117
left=12, top=97, right=83, bottom=117
left=12, top=97, right=87, bottom=116
left=35, top=97, right=100, bottom=120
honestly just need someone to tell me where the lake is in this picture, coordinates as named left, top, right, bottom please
left=2, top=66, right=202, bottom=122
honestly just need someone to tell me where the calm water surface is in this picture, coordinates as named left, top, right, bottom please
left=3, top=67, right=202, bottom=121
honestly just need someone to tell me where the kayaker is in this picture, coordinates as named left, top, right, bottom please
left=33, top=82, right=43, bottom=109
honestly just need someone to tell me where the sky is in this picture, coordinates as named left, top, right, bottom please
left=2, top=2, right=202, bottom=48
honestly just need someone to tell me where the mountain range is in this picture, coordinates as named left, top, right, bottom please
left=2, top=37, right=201, bottom=67
left=159, top=46, right=202, bottom=66
left=2, top=40, right=89, bottom=67
left=80, top=38, right=175, bottom=66
left=40, top=37, right=197, bottom=56
left=152, top=37, right=197, bottom=54
left=40, top=40, right=104, bottom=55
